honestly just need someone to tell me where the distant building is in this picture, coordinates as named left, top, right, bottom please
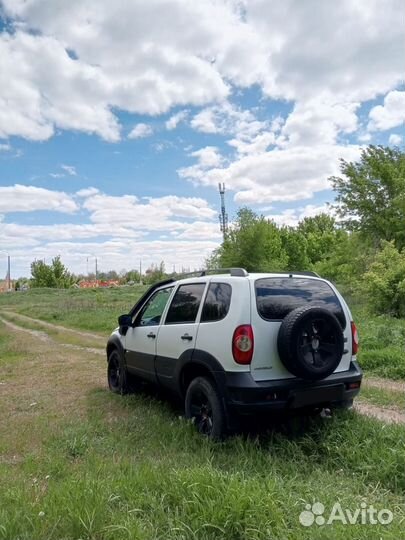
left=78, top=280, right=120, bottom=289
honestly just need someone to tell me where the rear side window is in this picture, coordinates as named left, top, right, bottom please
left=201, top=283, right=232, bottom=322
left=255, top=278, right=346, bottom=328
left=165, top=283, right=206, bottom=324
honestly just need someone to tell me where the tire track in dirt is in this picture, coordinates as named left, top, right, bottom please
left=1, top=310, right=104, bottom=339
left=362, top=376, right=405, bottom=393
left=354, top=401, right=405, bottom=425
left=0, top=317, right=104, bottom=356
left=1, top=314, right=404, bottom=425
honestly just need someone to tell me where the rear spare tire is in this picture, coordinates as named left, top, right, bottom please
left=277, top=305, right=344, bottom=380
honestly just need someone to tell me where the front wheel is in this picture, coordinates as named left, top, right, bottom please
left=107, top=349, right=131, bottom=395
left=185, top=377, right=227, bottom=440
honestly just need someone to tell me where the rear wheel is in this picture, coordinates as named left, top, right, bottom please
left=107, top=349, right=131, bottom=394
left=185, top=377, right=226, bottom=440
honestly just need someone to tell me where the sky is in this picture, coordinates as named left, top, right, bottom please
left=0, top=0, right=404, bottom=278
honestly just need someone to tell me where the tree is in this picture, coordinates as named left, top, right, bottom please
left=145, top=261, right=166, bottom=284
left=330, top=145, right=405, bottom=249
left=279, top=226, right=310, bottom=270
left=363, top=241, right=405, bottom=317
left=297, top=213, right=343, bottom=265
left=123, top=269, right=140, bottom=284
left=31, top=256, right=75, bottom=288
left=216, top=208, right=288, bottom=272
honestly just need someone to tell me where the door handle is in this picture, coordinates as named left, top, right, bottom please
left=181, top=333, right=193, bottom=341
left=147, top=332, right=156, bottom=339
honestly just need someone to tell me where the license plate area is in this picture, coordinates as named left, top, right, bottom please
left=291, top=384, right=344, bottom=408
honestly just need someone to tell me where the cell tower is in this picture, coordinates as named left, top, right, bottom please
left=218, top=182, right=228, bottom=238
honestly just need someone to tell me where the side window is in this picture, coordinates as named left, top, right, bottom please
left=201, top=283, right=232, bottom=322
left=136, top=287, right=173, bottom=326
left=165, top=283, right=206, bottom=324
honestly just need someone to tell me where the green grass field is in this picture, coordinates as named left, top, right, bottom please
left=1, top=286, right=403, bottom=379
left=0, top=322, right=404, bottom=540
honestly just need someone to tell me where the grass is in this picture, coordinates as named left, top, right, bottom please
left=360, top=385, right=405, bottom=411
left=0, top=311, right=104, bottom=349
left=351, top=306, right=405, bottom=380
left=0, top=322, right=405, bottom=539
left=0, top=286, right=147, bottom=334
left=1, top=285, right=404, bottom=380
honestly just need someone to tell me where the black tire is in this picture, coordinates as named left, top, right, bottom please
left=107, top=349, right=131, bottom=395
left=185, top=376, right=226, bottom=440
left=277, top=306, right=344, bottom=381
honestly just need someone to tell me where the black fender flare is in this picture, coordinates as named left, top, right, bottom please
left=106, top=334, right=126, bottom=365
left=174, top=348, right=228, bottom=399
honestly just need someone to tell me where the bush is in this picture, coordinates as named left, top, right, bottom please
left=363, top=241, right=405, bottom=317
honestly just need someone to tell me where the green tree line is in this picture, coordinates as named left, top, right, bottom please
left=208, top=145, right=405, bottom=317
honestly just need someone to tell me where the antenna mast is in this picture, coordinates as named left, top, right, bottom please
left=218, top=183, right=228, bottom=239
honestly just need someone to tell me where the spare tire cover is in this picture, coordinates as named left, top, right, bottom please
left=277, top=305, right=344, bottom=380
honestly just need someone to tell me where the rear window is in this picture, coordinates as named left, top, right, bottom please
left=201, top=283, right=232, bottom=322
left=255, top=277, right=346, bottom=328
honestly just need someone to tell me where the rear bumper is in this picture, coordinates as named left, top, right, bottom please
left=225, top=361, right=362, bottom=413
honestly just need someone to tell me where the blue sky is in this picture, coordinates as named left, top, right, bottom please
left=0, top=0, right=404, bottom=278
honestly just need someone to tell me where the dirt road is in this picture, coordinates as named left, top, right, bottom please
left=1, top=311, right=404, bottom=425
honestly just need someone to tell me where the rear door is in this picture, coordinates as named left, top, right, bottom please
left=125, top=286, right=174, bottom=382
left=250, top=277, right=351, bottom=381
left=156, top=282, right=206, bottom=387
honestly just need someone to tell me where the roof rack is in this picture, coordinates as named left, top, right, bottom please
left=178, top=268, right=249, bottom=278
left=284, top=271, right=320, bottom=277
left=199, top=268, right=249, bottom=277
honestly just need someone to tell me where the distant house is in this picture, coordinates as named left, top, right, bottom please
left=78, top=280, right=120, bottom=289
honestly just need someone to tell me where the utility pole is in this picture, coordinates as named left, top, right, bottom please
left=0, top=251, right=11, bottom=291
left=7, top=255, right=10, bottom=291
left=139, top=259, right=142, bottom=284
left=95, top=257, right=98, bottom=283
left=218, top=182, right=228, bottom=239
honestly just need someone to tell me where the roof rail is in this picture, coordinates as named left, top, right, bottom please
left=285, top=271, right=320, bottom=277
left=199, top=267, right=249, bottom=277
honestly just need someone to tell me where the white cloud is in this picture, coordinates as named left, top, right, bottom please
left=368, top=91, right=405, bottom=131
left=180, top=142, right=362, bottom=204
left=388, top=133, right=403, bottom=145
left=357, top=133, right=372, bottom=143
left=3, top=236, right=220, bottom=277
left=266, top=204, right=333, bottom=227
left=191, top=146, right=223, bottom=168
left=281, top=100, right=359, bottom=147
left=191, top=102, right=266, bottom=138
left=0, top=142, right=11, bottom=151
left=246, top=0, right=404, bottom=102
left=183, top=97, right=364, bottom=205
left=128, top=123, right=153, bottom=139
left=0, top=31, right=120, bottom=141
left=0, top=184, right=78, bottom=213
left=0, top=0, right=402, bottom=143
left=165, top=110, right=188, bottom=130
left=76, top=187, right=100, bottom=198
left=61, top=164, right=77, bottom=176
left=0, top=186, right=221, bottom=276
left=82, top=192, right=216, bottom=227
left=176, top=221, right=222, bottom=240
left=228, top=132, right=276, bottom=155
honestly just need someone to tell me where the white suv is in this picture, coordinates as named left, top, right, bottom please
left=106, top=269, right=362, bottom=438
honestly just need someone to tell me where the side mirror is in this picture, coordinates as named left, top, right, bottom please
left=118, top=314, right=132, bottom=335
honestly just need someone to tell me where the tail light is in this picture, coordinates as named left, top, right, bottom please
left=232, top=325, right=254, bottom=364
left=351, top=321, right=359, bottom=355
